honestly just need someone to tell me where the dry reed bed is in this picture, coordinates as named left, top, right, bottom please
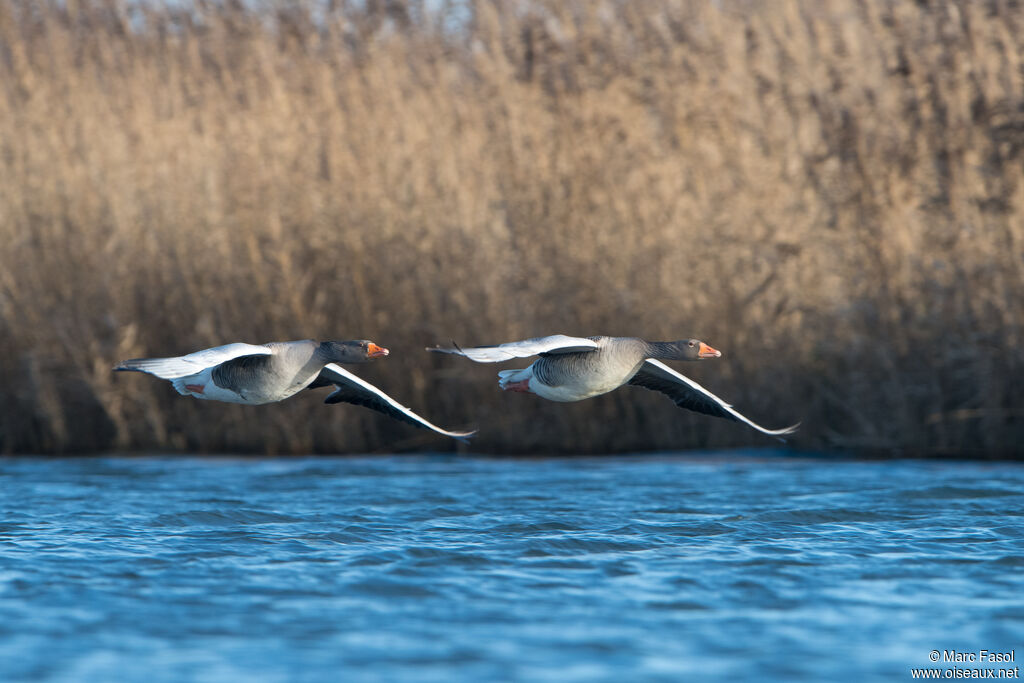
left=0, top=0, right=1021, bottom=454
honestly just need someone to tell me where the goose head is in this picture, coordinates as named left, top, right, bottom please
left=318, top=340, right=390, bottom=364
left=652, top=339, right=722, bottom=361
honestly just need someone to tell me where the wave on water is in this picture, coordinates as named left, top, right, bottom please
left=0, top=453, right=1021, bottom=682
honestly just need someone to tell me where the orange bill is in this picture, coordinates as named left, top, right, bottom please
left=698, top=342, right=722, bottom=358
left=367, top=342, right=390, bottom=358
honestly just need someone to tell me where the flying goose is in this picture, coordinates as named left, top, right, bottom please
left=428, top=335, right=798, bottom=439
left=115, top=340, right=475, bottom=441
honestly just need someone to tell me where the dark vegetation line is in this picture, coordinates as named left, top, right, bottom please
left=0, top=0, right=1021, bottom=455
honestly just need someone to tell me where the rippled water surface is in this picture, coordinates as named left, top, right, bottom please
left=2, top=453, right=1022, bottom=682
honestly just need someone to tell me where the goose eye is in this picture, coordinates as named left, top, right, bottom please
left=688, top=341, right=695, bottom=348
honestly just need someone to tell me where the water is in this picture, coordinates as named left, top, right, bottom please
left=1, top=453, right=1022, bottom=682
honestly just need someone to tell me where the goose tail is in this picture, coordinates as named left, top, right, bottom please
left=498, top=367, right=532, bottom=389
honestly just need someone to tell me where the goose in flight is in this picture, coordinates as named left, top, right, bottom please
left=115, top=339, right=475, bottom=441
left=428, top=335, right=797, bottom=439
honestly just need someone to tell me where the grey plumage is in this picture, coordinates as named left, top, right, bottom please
left=531, top=337, right=642, bottom=387
left=207, top=341, right=324, bottom=403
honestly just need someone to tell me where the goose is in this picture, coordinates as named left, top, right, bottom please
left=427, top=335, right=798, bottom=439
left=115, top=340, right=475, bottom=441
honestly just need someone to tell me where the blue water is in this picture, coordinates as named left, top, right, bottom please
left=1, top=453, right=1022, bottom=682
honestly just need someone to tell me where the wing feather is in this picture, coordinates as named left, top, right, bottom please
left=628, top=359, right=799, bottom=440
left=317, top=364, right=476, bottom=441
left=426, top=335, right=599, bottom=363
left=114, top=343, right=273, bottom=379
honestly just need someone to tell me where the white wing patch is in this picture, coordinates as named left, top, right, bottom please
left=642, top=359, right=800, bottom=438
left=115, top=343, right=272, bottom=379
left=428, top=335, right=599, bottom=363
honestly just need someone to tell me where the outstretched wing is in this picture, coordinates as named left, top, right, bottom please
left=114, top=343, right=272, bottom=379
left=316, top=364, right=476, bottom=441
left=628, top=359, right=799, bottom=440
left=426, top=335, right=599, bottom=363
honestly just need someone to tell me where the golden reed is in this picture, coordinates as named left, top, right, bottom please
left=0, top=1, right=1021, bottom=454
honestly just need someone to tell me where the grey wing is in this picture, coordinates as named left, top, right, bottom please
left=317, top=364, right=476, bottom=441
left=426, top=335, right=599, bottom=363
left=114, top=343, right=272, bottom=379
left=210, top=353, right=277, bottom=393
left=628, top=359, right=800, bottom=440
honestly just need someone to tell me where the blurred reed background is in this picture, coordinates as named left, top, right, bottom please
left=0, top=0, right=1021, bottom=455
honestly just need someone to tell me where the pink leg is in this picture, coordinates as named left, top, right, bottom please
left=185, top=383, right=205, bottom=395
left=502, top=379, right=531, bottom=393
